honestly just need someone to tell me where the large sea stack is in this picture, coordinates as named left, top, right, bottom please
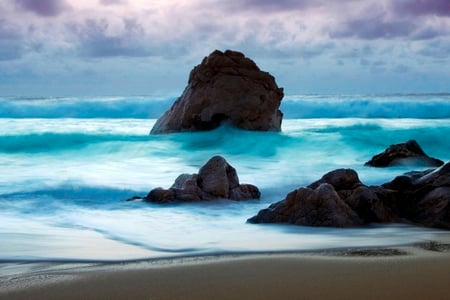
left=151, top=50, right=284, bottom=134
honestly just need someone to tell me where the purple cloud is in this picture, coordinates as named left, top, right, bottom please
left=71, top=18, right=188, bottom=58
left=15, top=0, right=70, bottom=17
left=217, top=0, right=320, bottom=12
left=412, top=26, right=449, bottom=40
left=99, top=0, right=128, bottom=5
left=331, top=15, right=416, bottom=40
left=0, top=19, right=21, bottom=39
left=330, top=1, right=450, bottom=41
left=72, top=19, right=149, bottom=57
left=392, top=0, right=450, bottom=17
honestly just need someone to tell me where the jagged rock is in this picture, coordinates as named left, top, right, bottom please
left=150, top=49, right=284, bottom=134
left=248, top=183, right=363, bottom=227
left=145, top=156, right=260, bottom=203
left=248, top=169, right=392, bottom=227
left=343, top=185, right=398, bottom=223
left=249, top=163, right=450, bottom=229
left=308, top=168, right=362, bottom=190
left=365, top=139, right=444, bottom=167
left=414, top=187, right=450, bottom=228
left=384, top=162, right=450, bottom=229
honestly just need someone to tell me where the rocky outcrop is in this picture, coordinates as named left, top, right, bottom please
left=365, top=140, right=444, bottom=167
left=249, top=162, right=450, bottom=229
left=145, top=156, right=260, bottom=203
left=383, top=162, right=450, bottom=229
left=248, top=169, right=396, bottom=227
left=150, top=50, right=284, bottom=134
left=248, top=183, right=364, bottom=227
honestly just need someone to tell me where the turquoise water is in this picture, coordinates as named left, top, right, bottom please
left=1, top=95, right=449, bottom=261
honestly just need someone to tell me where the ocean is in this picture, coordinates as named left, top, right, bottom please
left=1, top=94, right=450, bottom=261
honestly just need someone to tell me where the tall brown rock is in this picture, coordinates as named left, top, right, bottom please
left=150, top=50, right=284, bottom=134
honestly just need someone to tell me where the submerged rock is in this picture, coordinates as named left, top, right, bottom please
left=365, top=140, right=444, bottom=167
left=145, top=156, right=260, bottom=203
left=249, top=163, right=450, bottom=229
left=150, top=49, right=284, bottom=134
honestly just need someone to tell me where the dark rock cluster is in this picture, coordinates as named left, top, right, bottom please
left=150, top=49, right=284, bottom=134
left=145, top=156, right=260, bottom=203
left=248, top=162, right=450, bottom=229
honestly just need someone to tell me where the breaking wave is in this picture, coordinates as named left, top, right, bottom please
left=1, top=94, right=450, bottom=119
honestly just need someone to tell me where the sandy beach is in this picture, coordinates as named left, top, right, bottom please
left=1, top=243, right=450, bottom=300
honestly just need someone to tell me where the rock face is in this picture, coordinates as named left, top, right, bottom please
left=365, top=140, right=444, bottom=167
left=150, top=50, right=284, bottom=134
left=249, top=162, right=450, bottom=229
left=145, top=156, right=260, bottom=203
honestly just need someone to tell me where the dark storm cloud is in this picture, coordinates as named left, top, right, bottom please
left=392, top=0, right=450, bottom=17
left=15, top=0, right=70, bottom=17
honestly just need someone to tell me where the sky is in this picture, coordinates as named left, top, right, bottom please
left=0, top=0, right=449, bottom=96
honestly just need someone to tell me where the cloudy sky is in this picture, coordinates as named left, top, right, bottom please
left=0, top=0, right=449, bottom=96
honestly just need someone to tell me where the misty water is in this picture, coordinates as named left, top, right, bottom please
left=1, top=94, right=449, bottom=261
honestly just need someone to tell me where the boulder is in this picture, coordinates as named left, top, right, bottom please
left=145, top=156, right=260, bottom=203
left=150, top=49, right=284, bottom=134
left=365, top=140, right=444, bottom=167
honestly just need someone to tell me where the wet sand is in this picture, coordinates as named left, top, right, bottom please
left=1, top=244, right=450, bottom=300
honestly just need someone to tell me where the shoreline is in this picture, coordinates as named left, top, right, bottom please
left=1, top=241, right=450, bottom=300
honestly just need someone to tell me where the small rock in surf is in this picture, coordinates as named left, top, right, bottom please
left=145, top=156, right=260, bottom=203
left=365, top=139, right=444, bottom=167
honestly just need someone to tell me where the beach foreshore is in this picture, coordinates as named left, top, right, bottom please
left=1, top=243, right=449, bottom=300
